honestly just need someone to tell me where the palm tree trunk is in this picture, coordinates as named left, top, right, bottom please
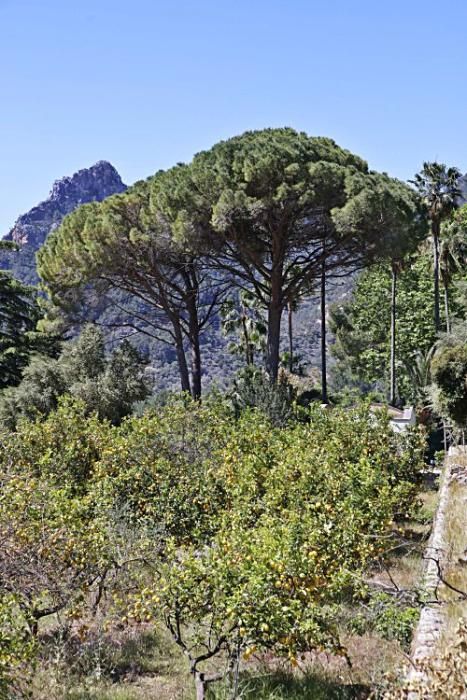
left=390, top=264, right=397, bottom=406
left=433, top=222, right=441, bottom=332
left=320, top=239, right=328, bottom=404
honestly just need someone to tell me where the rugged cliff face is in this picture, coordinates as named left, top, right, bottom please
left=2, top=161, right=126, bottom=283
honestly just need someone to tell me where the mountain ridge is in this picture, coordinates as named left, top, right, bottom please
left=4, top=161, right=126, bottom=255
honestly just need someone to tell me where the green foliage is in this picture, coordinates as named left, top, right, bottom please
left=372, top=598, right=419, bottom=649
left=431, top=342, right=467, bottom=429
left=0, top=405, right=122, bottom=698
left=209, top=671, right=360, bottom=700
left=349, top=593, right=419, bottom=649
left=220, top=290, right=267, bottom=366
left=0, top=271, right=58, bottom=391
left=0, top=325, right=149, bottom=428
left=37, top=182, right=216, bottom=399
left=411, top=161, right=463, bottom=331
left=228, top=366, right=297, bottom=426
left=0, top=594, right=37, bottom=699
left=330, top=256, right=440, bottom=402
left=38, top=128, right=424, bottom=387
left=0, top=397, right=424, bottom=697
left=411, top=162, right=462, bottom=222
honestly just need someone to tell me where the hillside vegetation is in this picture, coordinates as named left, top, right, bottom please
left=1, top=129, right=467, bottom=698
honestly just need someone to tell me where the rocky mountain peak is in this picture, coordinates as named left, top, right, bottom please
left=48, top=160, right=125, bottom=206
left=2, top=161, right=127, bottom=284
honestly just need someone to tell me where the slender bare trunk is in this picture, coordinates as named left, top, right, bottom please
left=390, top=264, right=397, bottom=406
left=320, top=240, right=328, bottom=404
left=433, top=222, right=441, bottom=332
left=288, top=300, right=293, bottom=372
left=443, top=279, right=450, bottom=334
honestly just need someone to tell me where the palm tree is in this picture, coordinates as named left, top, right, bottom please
left=405, top=344, right=437, bottom=410
left=411, top=163, right=462, bottom=331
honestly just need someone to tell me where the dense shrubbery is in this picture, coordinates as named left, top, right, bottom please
left=0, top=398, right=425, bottom=698
left=0, top=325, right=149, bottom=429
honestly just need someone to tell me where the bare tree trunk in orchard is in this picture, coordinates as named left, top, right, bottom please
left=433, top=221, right=441, bottom=332
left=267, top=269, right=283, bottom=382
left=288, top=299, right=293, bottom=372
left=390, top=264, right=397, bottom=406
left=194, top=672, right=207, bottom=700
left=320, top=239, right=328, bottom=404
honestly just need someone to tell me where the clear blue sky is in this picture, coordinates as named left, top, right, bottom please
left=2, top=0, right=467, bottom=234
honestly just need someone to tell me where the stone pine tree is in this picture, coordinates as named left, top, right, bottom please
left=38, top=178, right=223, bottom=399
left=152, top=128, right=420, bottom=384
left=411, top=162, right=462, bottom=331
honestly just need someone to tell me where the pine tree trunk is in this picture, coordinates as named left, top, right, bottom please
left=267, top=304, right=282, bottom=382
left=190, top=334, right=202, bottom=400
left=320, top=241, right=328, bottom=404
left=187, top=303, right=202, bottom=400
left=267, top=270, right=283, bottom=382
left=389, top=265, right=397, bottom=406
left=433, top=222, right=441, bottom=332
left=173, top=321, right=191, bottom=395
left=185, top=269, right=202, bottom=399
left=288, top=300, right=293, bottom=372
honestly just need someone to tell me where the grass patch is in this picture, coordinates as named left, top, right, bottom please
left=209, top=670, right=367, bottom=699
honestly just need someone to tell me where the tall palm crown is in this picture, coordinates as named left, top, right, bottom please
left=411, top=162, right=462, bottom=221
left=411, top=162, right=463, bottom=330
